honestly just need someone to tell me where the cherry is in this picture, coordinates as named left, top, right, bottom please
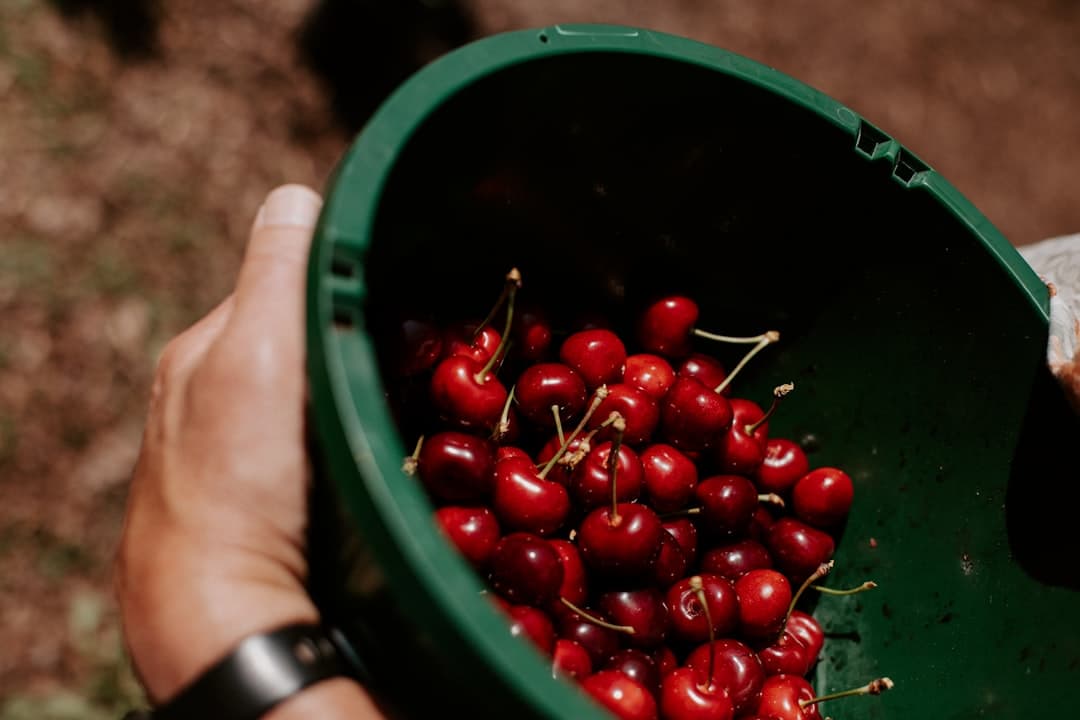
left=755, top=439, right=809, bottom=494
left=553, top=638, right=593, bottom=680
left=415, top=432, right=495, bottom=502
left=748, top=506, right=775, bottom=543
left=606, top=649, right=660, bottom=695
left=700, top=539, right=773, bottom=581
left=659, top=667, right=734, bottom=720
left=757, top=631, right=812, bottom=677
left=582, top=670, right=658, bottom=720
left=549, top=538, right=588, bottom=607
left=654, top=646, right=678, bottom=677
left=388, top=316, right=443, bottom=376
left=638, top=296, right=700, bottom=357
left=662, top=518, right=699, bottom=567
left=560, top=329, right=627, bottom=391
left=667, top=574, right=739, bottom=644
left=578, top=503, right=664, bottom=580
left=535, top=432, right=590, bottom=487
left=558, top=609, right=621, bottom=666
left=488, top=532, right=564, bottom=606
left=433, top=506, right=501, bottom=569
left=515, top=362, right=587, bottom=428
left=623, top=353, right=676, bottom=401
left=507, top=604, right=555, bottom=654
left=791, top=467, right=854, bottom=528
left=492, top=456, right=571, bottom=536
left=785, top=611, right=824, bottom=663
left=694, top=475, right=762, bottom=538
left=571, top=441, right=643, bottom=509
left=430, top=354, right=508, bottom=430
left=641, top=444, right=698, bottom=513
left=734, top=569, right=792, bottom=639
left=677, top=354, right=728, bottom=395
left=442, top=320, right=501, bottom=364
left=752, top=675, right=894, bottom=720
left=497, top=445, right=531, bottom=463
left=659, top=377, right=733, bottom=451
left=652, top=531, right=688, bottom=587
left=513, top=303, right=553, bottom=362
left=598, top=588, right=671, bottom=648
left=589, top=384, right=659, bottom=445
left=765, top=518, right=835, bottom=583
left=685, top=639, right=764, bottom=714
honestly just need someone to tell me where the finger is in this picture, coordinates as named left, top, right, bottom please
left=151, top=295, right=235, bottom=403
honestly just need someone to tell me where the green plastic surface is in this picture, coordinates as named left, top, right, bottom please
left=306, top=25, right=1076, bottom=719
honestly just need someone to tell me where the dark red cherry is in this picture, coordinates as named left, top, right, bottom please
left=598, top=588, right=671, bottom=649
left=442, top=320, right=501, bottom=364
left=535, top=432, right=590, bottom=487
left=570, top=441, right=643, bottom=509
left=560, top=329, right=627, bottom=390
left=492, top=457, right=571, bottom=536
left=513, top=304, right=553, bottom=362
left=582, top=670, right=658, bottom=720
left=677, top=353, right=728, bottom=395
left=748, top=506, right=775, bottom=543
left=558, top=610, right=621, bottom=666
left=652, top=531, right=688, bottom=587
left=786, top=611, right=824, bottom=664
left=606, top=649, right=660, bottom=695
left=700, top=539, right=773, bottom=581
left=666, top=574, right=739, bottom=644
left=416, top=431, right=496, bottom=502
left=641, top=444, right=698, bottom=513
left=734, top=569, right=792, bottom=639
left=638, top=296, right=699, bottom=358
left=389, top=317, right=443, bottom=376
left=497, top=445, right=531, bottom=463
left=654, top=646, right=678, bottom=677
left=549, top=538, right=588, bottom=607
left=662, top=518, right=699, bottom=567
left=623, top=353, right=676, bottom=401
left=430, top=355, right=508, bottom=430
left=659, top=667, right=735, bottom=720
left=578, top=504, right=664, bottom=580
left=552, top=638, right=592, bottom=680
left=757, top=631, right=812, bottom=677
left=755, top=439, right=809, bottom=494
left=715, top=398, right=768, bottom=475
left=751, top=675, right=821, bottom=720
left=660, top=377, right=733, bottom=451
left=685, top=639, right=765, bottom=714
left=515, top=362, right=587, bottom=428
left=433, top=506, right=500, bottom=569
left=791, top=467, right=854, bottom=528
left=507, top=604, right=555, bottom=654
left=765, top=518, right=836, bottom=583
left=488, top=532, right=564, bottom=606
left=589, top=384, right=659, bottom=445
left=694, top=475, right=759, bottom=537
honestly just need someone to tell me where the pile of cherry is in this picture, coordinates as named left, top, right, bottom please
left=394, top=269, right=893, bottom=720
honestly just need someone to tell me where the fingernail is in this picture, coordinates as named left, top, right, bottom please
left=254, top=184, right=322, bottom=230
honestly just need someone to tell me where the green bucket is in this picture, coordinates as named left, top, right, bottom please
left=306, top=24, right=1078, bottom=719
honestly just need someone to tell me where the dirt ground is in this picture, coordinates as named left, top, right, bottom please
left=2, top=0, right=1078, bottom=716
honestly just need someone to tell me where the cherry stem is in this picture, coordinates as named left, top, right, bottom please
left=559, top=597, right=636, bottom=635
left=692, top=328, right=777, bottom=344
left=607, top=414, right=628, bottom=521
left=812, top=581, right=879, bottom=596
left=473, top=267, right=522, bottom=340
left=689, top=576, right=716, bottom=691
left=401, top=435, right=424, bottom=476
left=538, top=386, right=610, bottom=479
left=758, top=493, right=785, bottom=507
left=786, top=561, right=835, bottom=624
left=799, top=677, right=895, bottom=709
left=491, top=386, right=516, bottom=441
left=552, top=405, right=566, bottom=446
left=473, top=271, right=520, bottom=383
left=659, top=507, right=702, bottom=520
left=713, top=331, right=780, bottom=394
left=745, top=382, right=795, bottom=435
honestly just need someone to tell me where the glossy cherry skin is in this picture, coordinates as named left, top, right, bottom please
left=659, top=667, right=735, bottom=720
left=514, top=304, right=553, bottom=362
left=549, top=538, right=588, bottom=607
left=660, top=377, right=733, bottom=451
left=623, top=353, right=676, bottom=401
left=578, top=504, right=664, bottom=580
left=430, top=355, right=508, bottom=430
left=598, top=587, right=671, bottom=648
left=654, top=646, right=678, bottom=676
left=734, top=570, right=792, bottom=639
left=535, top=432, right=590, bottom=487
left=590, top=384, right=660, bottom=445
left=515, top=362, right=587, bottom=427
left=388, top=317, right=443, bottom=376
left=582, top=670, right=658, bottom=720
left=765, top=518, right=836, bottom=583
left=791, top=467, right=854, bottom=528
left=748, top=506, right=775, bottom=543
left=700, top=539, right=773, bottom=581
left=652, top=531, right=688, bottom=587
left=553, top=638, right=593, bottom=680
left=666, top=574, right=739, bottom=644
left=677, top=354, right=729, bottom=395
left=433, top=506, right=501, bottom=569
left=641, top=444, right=698, bottom=513
left=715, top=399, right=768, bottom=475
left=607, top=649, right=661, bottom=695
left=416, top=431, right=496, bottom=502
left=497, top=445, right=531, bottom=463
left=570, top=441, right=644, bottom=510
left=558, top=609, right=621, bottom=666
left=755, top=439, right=809, bottom=494
left=662, top=518, right=699, bottom=567
left=685, top=639, right=765, bottom=714
left=442, top=320, right=501, bottom=364
left=757, top=631, right=812, bottom=677
left=488, top=532, right=564, bottom=606
left=560, top=329, right=627, bottom=390
left=493, top=457, right=570, bottom=536
left=507, top=604, right=555, bottom=654
left=695, top=475, right=759, bottom=537
left=638, top=296, right=699, bottom=358
left=751, top=675, right=821, bottom=720
left=785, top=611, right=824, bottom=663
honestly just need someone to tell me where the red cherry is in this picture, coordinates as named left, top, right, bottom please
left=558, top=610, right=621, bottom=666
left=734, top=570, right=792, bottom=639
left=560, top=329, right=627, bottom=390
left=535, top=432, right=590, bottom=487
left=791, top=468, right=854, bottom=527
left=677, top=354, right=729, bottom=395
left=751, top=675, right=822, bottom=720
left=786, top=611, right=824, bottom=663
left=416, top=432, right=496, bottom=502
left=685, top=639, right=765, bottom=714
left=488, top=532, right=564, bottom=606
left=654, top=646, right=678, bottom=677
left=515, top=362, right=588, bottom=428
left=666, top=574, right=739, bottom=644
left=755, top=439, right=809, bottom=494
left=442, top=320, right=501, bottom=364
left=715, top=398, right=768, bottom=475
left=549, top=538, right=588, bottom=608
left=388, top=317, right=443, bottom=376
left=652, top=531, right=689, bottom=587
left=641, top=444, right=698, bottom=513
left=659, top=667, right=734, bottom=720
left=578, top=504, right=664, bottom=580
left=507, top=604, right=555, bottom=654
left=513, top=304, right=553, bottom=362
left=662, top=518, right=699, bottom=567
left=607, top=648, right=661, bottom=695
left=700, top=539, right=773, bottom=581
left=598, top=588, right=671, bottom=648
left=570, top=441, right=644, bottom=509
left=765, top=518, right=836, bottom=583
left=589, top=384, right=659, bottom=445
left=553, top=638, right=593, bottom=680
left=623, top=353, right=676, bottom=401
left=433, top=506, right=501, bottom=569
left=430, top=355, right=508, bottom=430
left=492, top=457, right=571, bottom=536
left=757, top=631, right=812, bottom=677
left=748, top=506, right=775, bottom=543
left=694, top=475, right=759, bottom=537
left=638, top=296, right=699, bottom=358
left=659, top=377, right=733, bottom=451
left=497, top=445, right=531, bottom=463
left=582, top=670, right=658, bottom=720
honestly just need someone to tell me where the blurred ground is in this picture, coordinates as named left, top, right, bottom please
left=1, top=0, right=1077, bottom=716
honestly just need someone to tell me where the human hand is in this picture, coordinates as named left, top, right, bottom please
left=116, top=185, right=383, bottom=719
